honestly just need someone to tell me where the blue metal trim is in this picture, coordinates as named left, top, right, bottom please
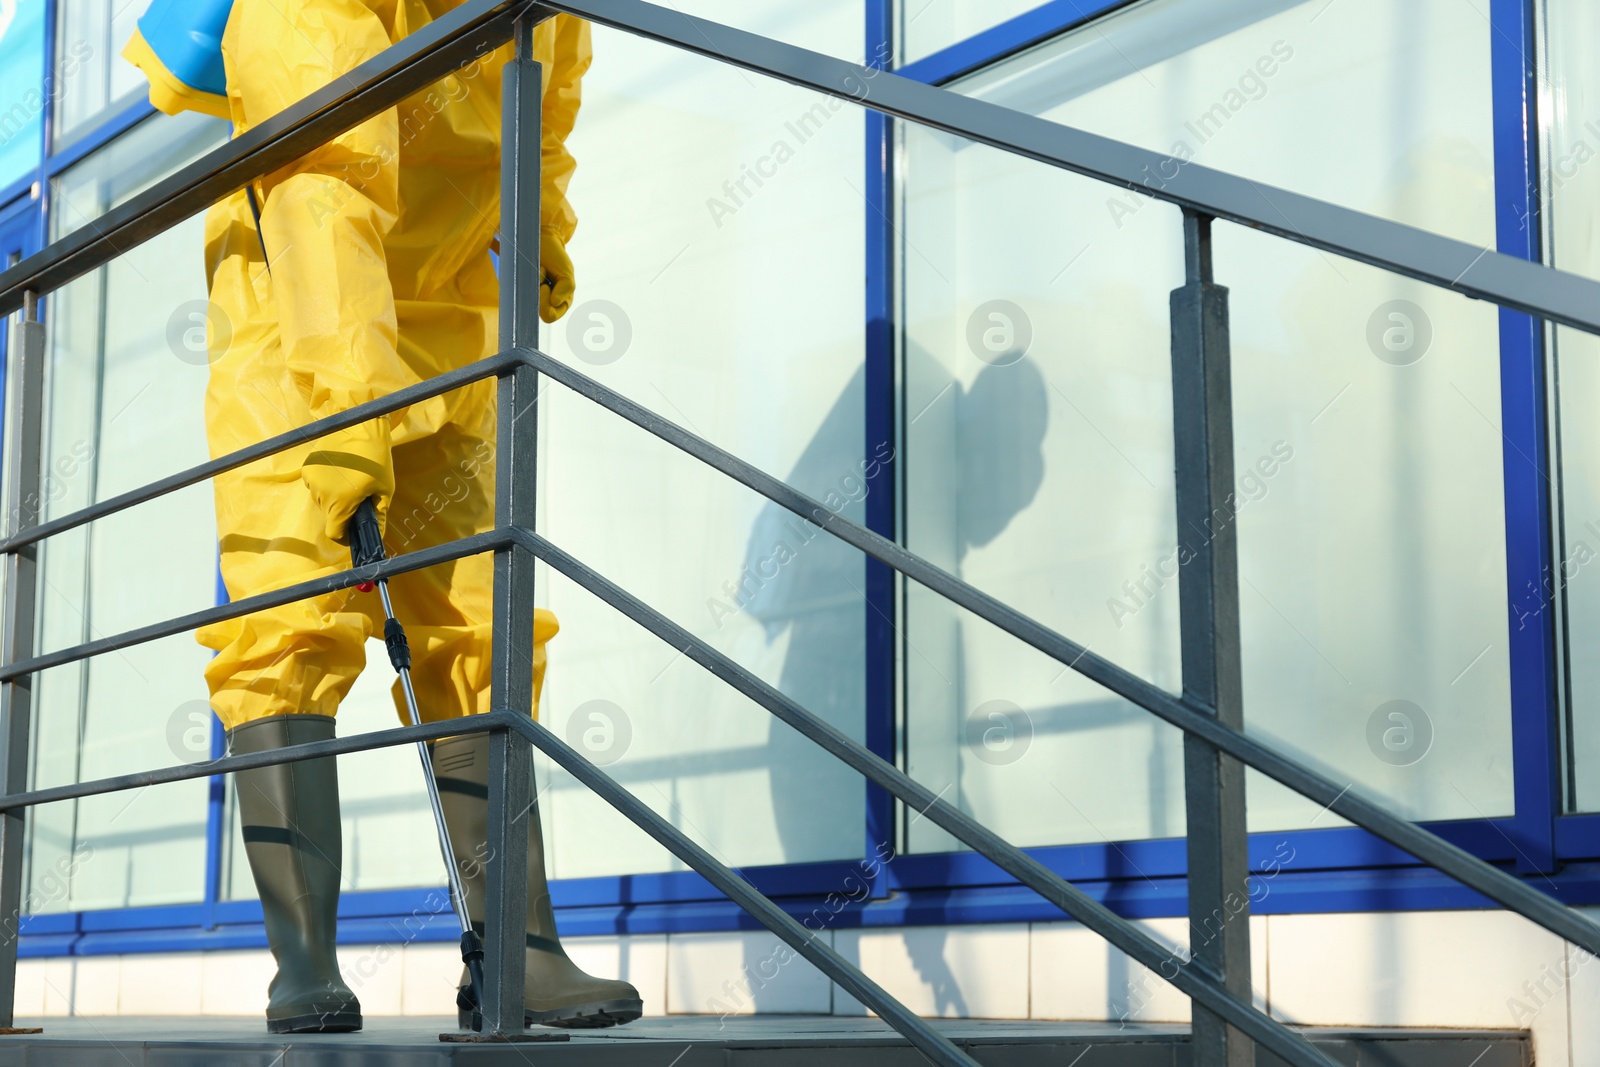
left=17, top=935, right=77, bottom=959
left=547, top=857, right=875, bottom=907
left=44, top=100, right=158, bottom=179
left=0, top=202, right=39, bottom=246
left=881, top=821, right=1522, bottom=893
left=76, top=902, right=208, bottom=932
left=71, top=928, right=266, bottom=956
left=201, top=571, right=228, bottom=929
left=897, top=0, right=1133, bottom=86
left=14, top=912, right=74, bottom=936
left=863, top=0, right=897, bottom=896
left=1490, top=0, right=1560, bottom=875
left=201, top=704, right=225, bottom=930
left=334, top=887, right=449, bottom=918
left=6, top=818, right=1533, bottom=956
left=0, top=179, right=34, bottom=218
left=1556, top=813, right=1600, bottom=859
left=24, top=859, right=1600, bottom=957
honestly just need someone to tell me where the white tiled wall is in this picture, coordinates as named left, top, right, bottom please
left=1572, top=908, right=1600, bottom=1067
left=1268, top=911, right=1572, bottom=1067
left=666, top=930, right=834, bottom=1016
left=833, top=923, right=1030, bottom=1018
left=13, top=909, right=1595, bottom=1065
left=1030, top=915, right=1269, bottom=1023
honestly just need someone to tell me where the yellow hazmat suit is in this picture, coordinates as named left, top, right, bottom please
left=197, top=2, right=590, bottom=731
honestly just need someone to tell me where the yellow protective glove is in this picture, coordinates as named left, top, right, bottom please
left=301, top=420, right=395, bottom=542
left=541, top=229, right=576, bottom=323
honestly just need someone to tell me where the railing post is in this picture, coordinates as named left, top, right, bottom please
left=483, top=13, right=543, bottom=1035
left=0, top=292, right=45, bottom=1029
left=1170, top=211, right=1254, bottom=1067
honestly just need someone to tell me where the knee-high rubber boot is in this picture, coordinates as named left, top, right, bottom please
left=229, top=714, right=363, bottom=1034
left=431, top=733, right=642, bottom=1029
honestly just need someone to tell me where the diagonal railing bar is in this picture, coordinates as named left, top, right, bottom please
left=505, top=714, right=981, bottom=1067
left=516, top=346, right=1600, bottom=958
left=0, top=351, right=522, bottom=556
left=0, top=0, right=528, bottom=317
left=0, top=712, right=519, bottom=814
left=510, top=526, right=1339, bottom=1067
left=0, top=530, right=510, bottom=682
left=546, top=0, right=1600, bottom=337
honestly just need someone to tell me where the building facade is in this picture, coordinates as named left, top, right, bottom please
left=0, top=0, right=1597, bottom=1058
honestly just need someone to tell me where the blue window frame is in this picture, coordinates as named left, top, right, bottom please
left=1489, top=0, right=1562, bottom=876
left=5, top=0, right=1599, bottom=960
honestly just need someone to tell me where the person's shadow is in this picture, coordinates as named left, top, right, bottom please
left=732, top=350, right=1048, bottom=1012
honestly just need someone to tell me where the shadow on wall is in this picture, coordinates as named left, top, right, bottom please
left=728, top=350, right=1047, bottom=1012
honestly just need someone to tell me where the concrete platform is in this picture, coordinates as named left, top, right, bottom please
left=0, top=1017, right=1530, bottom=1066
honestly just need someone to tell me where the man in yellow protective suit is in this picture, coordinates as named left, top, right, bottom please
left=185, top=1, right=638, bottom=1035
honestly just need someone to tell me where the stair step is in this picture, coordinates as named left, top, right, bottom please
left=0, top=1018, right=1531, bottom=1067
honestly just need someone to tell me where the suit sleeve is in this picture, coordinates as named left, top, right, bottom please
left=541, top=15, right=593, bottom=245
left=225, top=0, right=407, bottom=421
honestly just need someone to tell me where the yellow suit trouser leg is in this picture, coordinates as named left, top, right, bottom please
left=198, top=193, right=554, bottom=730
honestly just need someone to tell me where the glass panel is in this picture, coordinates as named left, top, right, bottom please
left=1542, top=0, right=1600, bottom=814
left=902, top=133, right=1186, bottom=854
left=0, top=0, right=47, bottom=191
left=538, top=11, right=867, bottom=878
left=32, top=112, right=227, bottom=912
left=670, top=0, right=868, bottom=60
left=52, top=0, right=154, bottom=150
left=902, top=0, right=1510, bottom=854
left=901, top=0, right=1044, bottom=66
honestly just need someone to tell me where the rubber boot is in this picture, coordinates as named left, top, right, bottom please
left=229, top=714, right=363, bottom=1034
left=431, top=733, right=642, bottom=1029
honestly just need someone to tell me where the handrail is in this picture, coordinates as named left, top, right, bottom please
left=7, top=0, right=1600, bottom=335
left=0, top=530, right=510, bottom=682
left=0, top=0, right=527, bottom=317
left=0, top=351, right=522, bottom=554
left=0, top=712, right=520, bottom=813
left=549, top=0, right=1597, bottom=330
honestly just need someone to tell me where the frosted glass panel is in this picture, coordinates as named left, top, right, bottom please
left=902, top=0, right=1510, bottom=854
left=672, top=0, right=870, bottom=60
left=538, top=5, right=867, bottom=879
left=33, top=113, right=226, bottom=911
left=52, top=0, right=154, bottom=149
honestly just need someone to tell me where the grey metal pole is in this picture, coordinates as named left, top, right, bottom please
left=1171, top=211, right=1254, bottom=1067
left=376, top=583, right=479, bottom=936
left=484, top=12, right=544, bottom=1036
left=347, top=497, right=490, bottom=1022
left=0, top=292, right=46, bottom=1030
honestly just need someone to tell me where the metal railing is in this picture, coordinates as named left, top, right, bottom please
left=0, top=0, right=1596, bottom=1063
